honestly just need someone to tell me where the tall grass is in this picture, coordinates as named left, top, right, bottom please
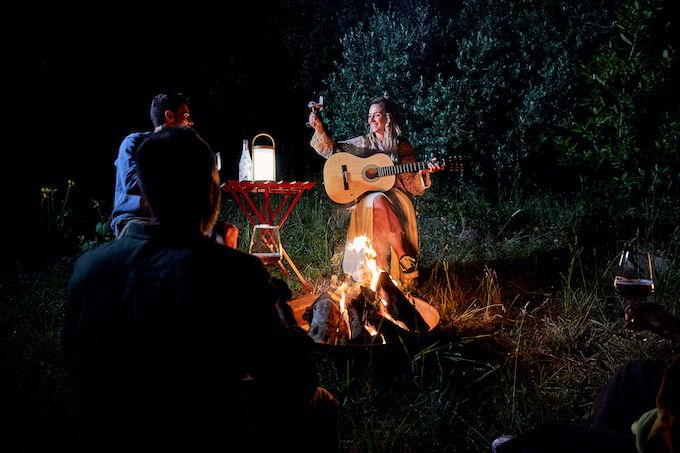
left=220, top=183, right=348, bottom=293
left=2, top=184, right=679, bottom=451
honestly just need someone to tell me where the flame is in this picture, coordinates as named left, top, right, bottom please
left=364, top=323, right=378, bottom=336
left=347, top=235, right=390, bottom=291
left=339, top=290, right=351, bottom=339
left=363, top=324, right=386, bottom=344
left=327, top=235, right=407, bottom=343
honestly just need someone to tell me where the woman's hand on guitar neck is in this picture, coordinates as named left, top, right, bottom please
left=421, top=159, right=444, bottom=175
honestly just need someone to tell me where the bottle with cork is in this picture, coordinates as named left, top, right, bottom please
left=238, top=138, right=253, bottom=181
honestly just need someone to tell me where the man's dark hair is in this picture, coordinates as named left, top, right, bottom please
left=149, top=93, right=189, bottom=128
left=136, top=127, right=218, bottom=225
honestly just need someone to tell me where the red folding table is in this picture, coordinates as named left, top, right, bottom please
left=221, top=180, right=316, bottom=294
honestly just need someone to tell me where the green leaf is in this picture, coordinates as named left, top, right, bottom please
left=619, top=32, right=632, bottom=46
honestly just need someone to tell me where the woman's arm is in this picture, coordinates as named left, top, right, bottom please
left=396, top=141, right=430, bottom=196
left=308, top=111, right=335, bottom=159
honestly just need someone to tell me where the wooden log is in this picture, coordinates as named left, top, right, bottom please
left=302, top=292, right=350, bottom=344
left=376, top=271, right=427, bottom=333
left=346, top=287, right=376, bottom=344
left=351, top=285, right=418, bottom=344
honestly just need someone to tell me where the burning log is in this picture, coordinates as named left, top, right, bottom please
left=302, top=292, right=350, bottom=345
left=302, top=277, right=428, bottom=345
left=376, top=272, right=427, bottom=333
left=348, top=285, right=415, bottom=344
left=346, top=288, right=373, bottom=343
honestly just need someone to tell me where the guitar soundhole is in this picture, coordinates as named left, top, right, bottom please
left=364, top=166, right=379, bottom=181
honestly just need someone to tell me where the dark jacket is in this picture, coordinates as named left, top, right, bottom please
left=63, top=222, right=318, bottom=449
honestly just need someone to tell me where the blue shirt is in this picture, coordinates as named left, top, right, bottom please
left=111, top=131, right=152, bottom=236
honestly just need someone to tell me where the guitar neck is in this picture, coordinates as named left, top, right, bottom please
left=378, top=161, right=429, bottom=177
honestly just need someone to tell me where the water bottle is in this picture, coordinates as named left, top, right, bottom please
left=238, top=139, right=253, bottom=181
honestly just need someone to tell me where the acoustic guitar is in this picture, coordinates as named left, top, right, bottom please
left=323, top=152, right=464, bottom=205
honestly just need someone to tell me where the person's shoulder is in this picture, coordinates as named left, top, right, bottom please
left=69, top=240, right=129, bottom=283
left=75, top=239, right=123, bottom=263
left=120, top=131, right=152, bottom=148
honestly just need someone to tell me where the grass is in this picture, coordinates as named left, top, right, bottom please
left=2, top=185, right=679, bottom=451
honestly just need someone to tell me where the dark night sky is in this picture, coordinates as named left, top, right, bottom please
left=4, top=6, right=324, bottom=267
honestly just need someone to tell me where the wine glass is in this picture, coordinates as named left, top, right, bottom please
left=613, top=248, right=654, bottom=303
left=306, top=96, right=324, bottom=128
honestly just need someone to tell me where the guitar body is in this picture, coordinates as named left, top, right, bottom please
left=323, top=152, right=464, bottom=205
left=323, top=153, right=396, bottom=205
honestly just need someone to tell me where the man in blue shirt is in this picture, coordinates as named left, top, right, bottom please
left=111, top=93, right=238, bottom=246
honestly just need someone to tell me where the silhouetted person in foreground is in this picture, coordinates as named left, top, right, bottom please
left=63, top=127, right=338, bottom=451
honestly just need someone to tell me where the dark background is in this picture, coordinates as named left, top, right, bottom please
left=4, top=5, right=329, bottom=268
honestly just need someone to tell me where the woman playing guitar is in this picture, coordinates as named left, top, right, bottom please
left=308, top=95, right=442, bottom=288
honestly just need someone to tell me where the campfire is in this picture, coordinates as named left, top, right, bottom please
left=290, top=236, right=440, bottom=346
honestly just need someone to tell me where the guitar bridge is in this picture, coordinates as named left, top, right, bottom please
left=341, top=165, right=349, bottom=190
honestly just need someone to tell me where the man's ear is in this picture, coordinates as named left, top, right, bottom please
left=164, top=109, right=174, bottom=124
left=200, top=178, right=221, bottom=236
left=207, top=177, right=221, bottom=217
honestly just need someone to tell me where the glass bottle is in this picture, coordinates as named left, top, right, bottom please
left=238, top=139, right=253, bottom=181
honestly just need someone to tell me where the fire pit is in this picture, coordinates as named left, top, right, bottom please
left=290, top=294, right=439, bottom=346
left=288, top=272, right=442, bottom=383
left=290, top=236, right=440, bottom=351
left=289, top=272, right=440, bottom=348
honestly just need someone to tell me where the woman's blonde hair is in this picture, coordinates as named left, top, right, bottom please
left=366, top=95, right=402, bottom=153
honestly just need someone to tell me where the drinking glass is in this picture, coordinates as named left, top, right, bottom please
left=306, top=96, right=324, bottom=128
left=249, top=224, right=282, bottom=266
left=613, top=248, right=654, bottom=302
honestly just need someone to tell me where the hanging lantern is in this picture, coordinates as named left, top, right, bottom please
left=251, top=132, right=276, bottom=181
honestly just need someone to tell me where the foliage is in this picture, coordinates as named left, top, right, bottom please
left=412, top=174, right=593, bottom=273
left=40, top=179, right=76, bottom=242
left=315, top=0, right=679, bottom=251
left=0, top=259, right=74, bottom=415
left=79, top=199, right=114, bottom=252
left=6, top=181, right=680, bottom=451
left=320, top=1, right=458, bottom=147
left=417, top=0, right=613, bottom=189
left=318, top=0, right=614, bottom=190
left=39, top=180, right=114, bottom=257
left=556, top=0, right=680, bottom=244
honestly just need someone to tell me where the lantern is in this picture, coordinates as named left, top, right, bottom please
left=251, top=132, right=276, bottom=181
